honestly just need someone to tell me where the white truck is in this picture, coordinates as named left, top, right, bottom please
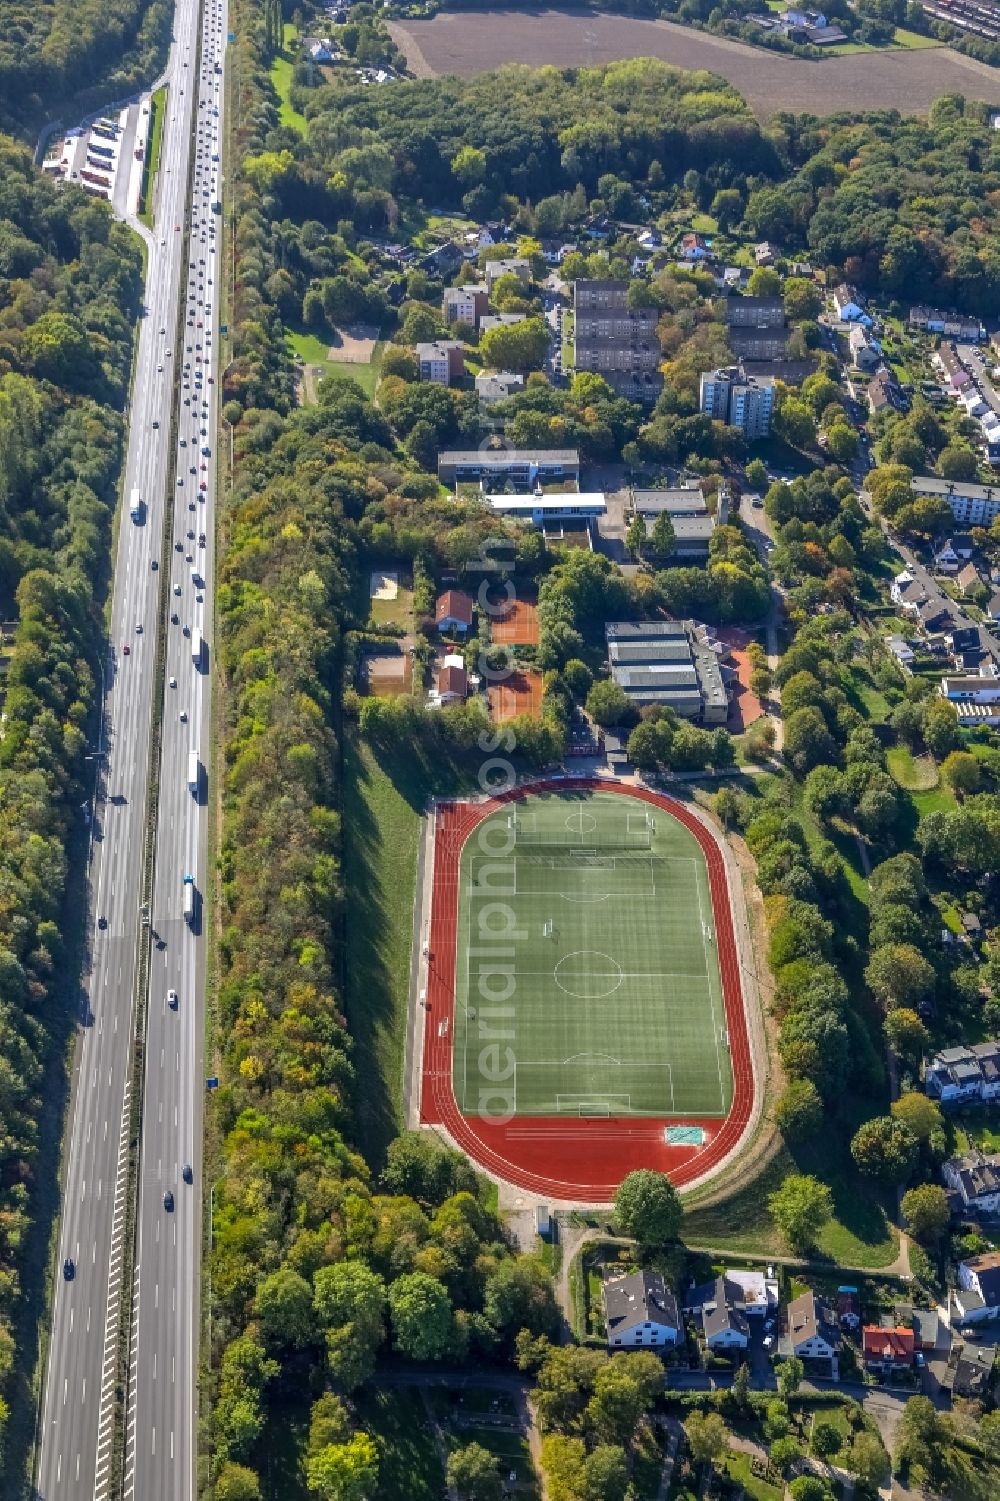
left=182, top=874, right=196, bottom=926
left=187, top=751, right=200, bottom=795
left=129, top=487, right=144, bottom=524
left=191, top=626, right=203, bottom=668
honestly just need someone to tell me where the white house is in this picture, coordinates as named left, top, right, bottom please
left=943, top=1150, right=1000, bottom=1216
left=833, top=283, right=864, bottom=322
left=604, top=1271, right=682, bottom=1349
left=684, top=1276, right=750, bottom=1351
left=783, top=1291, right=840, bottom=1376
left=925, top=1042, right=1000, bottom=1103
left=885, top=635, right=915, bottom=667
left=956, top=1255, right=1000, bottom=1324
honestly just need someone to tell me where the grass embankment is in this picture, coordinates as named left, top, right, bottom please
left=138, top=84, right=166, bottom=227
left=886, top=745, right=956, bottom=816
left=683, top=1137, right=898, bottom=1267
left=342, top=732, right=477, bottom=1165
left=270, top=22, right=308, bottom=136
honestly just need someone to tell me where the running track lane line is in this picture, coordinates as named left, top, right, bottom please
left=418, top=779, right=755, bottom=1201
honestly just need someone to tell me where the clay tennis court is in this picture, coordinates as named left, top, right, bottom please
left=489, top=669, right=544, bottom=721
left=491, top=597, right=540, bottom=647
left=363, top=650, right=413, bottom=696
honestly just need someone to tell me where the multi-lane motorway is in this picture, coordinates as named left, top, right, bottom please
left=37, top=1, right=225, bottom=1498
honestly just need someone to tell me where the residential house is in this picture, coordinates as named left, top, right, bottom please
left=890, top=569, right=925, bottom=610
left=700, top=365, right=775, bottom=438
left=438, top=447, right=580, bottom=488
left=849, top=323, right=882, bottom=370
left=918, top=600, right=953, bottom=634
left=910, top=306, right=982, bottom=340
left=926, top=1042, right=1000, bottom=1103
left=862, top=1324, right=915, bottom=1375
left=416, top=340, right=464, bottom=386
left=912, top=476, right=1000, bottom=527
left=783, top=1291, right=840, bottom=1375
left=484, top=257, right=530, bottom=292
left=959, top=1254, right=1000, bottom=1310
left=475, top=370, right=524, bottom=406
left=435, top=590, right=474, bottom=635
left=753, top=241, right=776, bottom=266
left=950, top=1343, right=995, bottom=1398
left=679, top=232, right=710, bottom=262
left=885, top=635, right=915, bottom=667
left=935, top=534, right=975, bottom=569
left=832, top=283, right=864, bottom=321
left=684, top=1276, right=750, bottom=1351
left=957, top=561, right=983, bottom=595
left=836, top=1287, right=861, bottom=1331
left=443, top=284, right=489, bottom=327
left=434, top=660, right=467, bottom=706
left=718, top=1268, right=779, bottom=1318
left=987, top=588, right=1000, bottom=623
left=868, top=365, right=905, bottom=414
left=940, top=674, right=1000, bottom=706
left=933, top=343, right=972, bottom=392
left=943, top=1150, right=1000, bottom=1218
left=305, top=37, right=336, bottom=62
left=603, top=1270, right=683, bottom=1349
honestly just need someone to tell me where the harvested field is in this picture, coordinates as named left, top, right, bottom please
left=489, top=668, right=544, bottom=721
left=491, top=596, right=540, bottom=646
left=363, top=649, right=413, bottom=696
left=389, top=9, right=1000, bottom=117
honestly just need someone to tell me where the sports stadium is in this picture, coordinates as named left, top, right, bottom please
left=416, top=777, right=760, bottom=1202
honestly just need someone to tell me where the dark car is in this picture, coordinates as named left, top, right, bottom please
left=163, top=1190, right=174, bottom=1212
left=182, top=1164, right=193, bottom=1184
left=63, top=1258, right=75, bottom=1280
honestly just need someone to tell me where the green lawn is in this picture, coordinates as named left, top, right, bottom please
left=270, top=24, right=308, bottom=136
left=342, top=733, right=477, bottom=1163
left=450, top=1426, right=539, bottom=1496
left=683, top=1140, right=899, bottom=1269
left=286, top=325, right=334, bottom=365
left=138, top=85, right=166, bottom=228
left=358, top=1389, right=444, bottom=1501
left=452, top=791, right=732, bottom=1119
left=724, top=1451, right=783, bottom=1501
left=324, top=346, right=384, bottom=396
left=369, top=571, right=414, bottom=630
left=887, top=746, right=956, bottom=816
left=893, top=25, right=943, bottom=46
left=689, top=213, right=718, bottom=235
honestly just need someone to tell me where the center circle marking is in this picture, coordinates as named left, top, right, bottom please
left=565, top=810, right=597, bottom=835
left=554, top=950, right=624, bottom=1000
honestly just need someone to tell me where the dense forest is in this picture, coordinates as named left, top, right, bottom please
left=0, top=136, right=141, bottom=1468
left=0, top=0, right=173, bottom=130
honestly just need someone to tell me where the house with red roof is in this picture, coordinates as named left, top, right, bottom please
left=435, top=590, right=474, bottom=635
left=863, top=1324, right=914, bottom=1375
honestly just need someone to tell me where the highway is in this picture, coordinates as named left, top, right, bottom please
left=36, top=1, right=225, bottom=1498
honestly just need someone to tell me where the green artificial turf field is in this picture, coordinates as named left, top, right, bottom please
left=451, top=790, right=732, bottom=1118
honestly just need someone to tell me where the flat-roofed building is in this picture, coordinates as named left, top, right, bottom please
left=443, top=283, right=489, bottom=327
left=484, top=492, right=605, bottom=525
left=605, top=619, right=728, bottom=723
left=438, top=447, right=580, bottom=487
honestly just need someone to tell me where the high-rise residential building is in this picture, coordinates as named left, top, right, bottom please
left=699, top=365, right=774, bottom=438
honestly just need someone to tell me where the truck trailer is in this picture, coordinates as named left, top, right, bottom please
left=129, top=487, right=144, bottom=524
left=182, top=875, right=196, bottom=926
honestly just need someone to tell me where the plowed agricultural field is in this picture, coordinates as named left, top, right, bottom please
left=389, top=9, right=1000, bottom=118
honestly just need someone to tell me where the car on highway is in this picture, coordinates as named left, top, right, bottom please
left=182, top=1163, right=193, bottom=1183
left=163, top=1190, right=174, bottom=1212
left=179, top=708, right=188, bottom=722
left=168, top=989, right=178, bottom=1009
left=151, top=559, right=158, bottom=570
left=157, top=363, right=163, bottom=372
left=98, top=913, right=108, bottom=928
left=63, top=1258, right=75, bottom=1280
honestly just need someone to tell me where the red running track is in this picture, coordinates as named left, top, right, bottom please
left=419, top=778, right=755, bottom=1202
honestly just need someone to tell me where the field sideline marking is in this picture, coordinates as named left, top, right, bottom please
left=694, top=856, right=728, bottom=1115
